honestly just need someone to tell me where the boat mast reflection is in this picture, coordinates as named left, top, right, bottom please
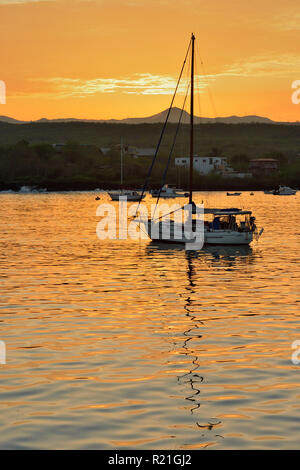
left=177, top=251, right=204, bottom=415
left=178, top=250, right=223, bottom=437
left=145, top=242, right=256, bottom=438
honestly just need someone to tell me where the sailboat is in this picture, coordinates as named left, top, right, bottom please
left=135, top=34, right=263, bottom=246
left=108, top=142, right=145, bottom=201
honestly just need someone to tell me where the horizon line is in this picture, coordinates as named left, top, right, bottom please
left=1, top=110, right=300, bottom=124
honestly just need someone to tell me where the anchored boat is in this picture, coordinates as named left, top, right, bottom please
left=264, top=185, right=297, bottom=195
left=151, top=184, right=188, bottom=199
left=135, top=34, right=263, bottom=246
left=273, top=185, right=297, bottom=196
left=108, top=142, right=145, bottom=202
left=141, top=208, right=262, bottom=245
left=108, top=190, right=145, bottom=201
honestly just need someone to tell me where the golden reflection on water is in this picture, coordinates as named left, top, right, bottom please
left=0, top=191, right=299, bottom=449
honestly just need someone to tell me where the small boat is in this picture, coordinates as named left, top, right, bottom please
left=273, top=185, right=297, bottom=196
left=108, top=189, right=145, bottom=201
left=151, top=184, right=188, bottom=199
left=227, top=192, right=241, bottom=196
left=250, top=192, right=254, bottom=196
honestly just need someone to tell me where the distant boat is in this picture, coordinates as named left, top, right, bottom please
left=108, top=189, right=145, bottom=201
left=227, top=192, right=241, bottom=196
left=151, top=184, right=188, bottom=199
left=108, top=141, right=145, bottom=201
left=264, top=185, right=297, bottom=195
left=273, top=185, right=297, bottom=196
left=19, top=186, right=47, bottom=193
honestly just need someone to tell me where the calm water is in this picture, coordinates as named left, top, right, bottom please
left=0, top=191, right=299, bottom=449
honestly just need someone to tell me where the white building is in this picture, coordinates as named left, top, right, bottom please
left=175, top=156, right=228, bottom=175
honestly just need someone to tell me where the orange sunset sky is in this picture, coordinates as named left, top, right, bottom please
left=1, top=0, right=300, bottom=121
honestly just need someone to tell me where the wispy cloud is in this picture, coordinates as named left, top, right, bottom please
left=220, top=54, right=300, bottom=78
left=17, top=74, right=207, bottom=99
left=0, top=0, right=55, bottom=4
left=10, top=54, right=300, bottom=101
left=272, top=13, right=300, bottom=32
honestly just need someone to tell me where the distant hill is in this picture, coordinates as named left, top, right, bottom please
left=0, top=116, right=26, bottom=124
left=0, top=108, right=297, bottom=125
left=201, top=115, right=276, bottom=124
left=118, top=108, right=277, bottom=125
left=120, top=107, right=192, bottom=124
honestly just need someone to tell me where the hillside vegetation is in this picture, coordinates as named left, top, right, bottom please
left=0, top=122, right=299, bottom=190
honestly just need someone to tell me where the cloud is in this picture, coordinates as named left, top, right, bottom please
left=272, top=13, right=300, bottom=31
left=11, top=53, right=300, bottom=101
left=18, top=74, right=207, bottom=99
left=0, top=0, right=55, bottom=4
left=220, top=54, right=300, bottom=78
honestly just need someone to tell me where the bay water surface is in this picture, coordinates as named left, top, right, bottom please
left=0, top=191, right=299, bottom=449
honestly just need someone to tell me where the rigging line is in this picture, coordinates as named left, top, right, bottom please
left=194, top=50, right=202, bottom=155
left=135, top=37, right=192, bottom=216
left=153, top=205, right=184, bottom=223
left=195, top=43, right=217, bottom=119
left=181, top=46, right=191, bottom=170
left=152, top=81, right=191, bottom=220
left=130, top=202, right=152, bottom=239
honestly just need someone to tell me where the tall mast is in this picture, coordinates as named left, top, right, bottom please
left=120, top=138, right=123, bottom=188
left=189, top=33, right=195, bottom=205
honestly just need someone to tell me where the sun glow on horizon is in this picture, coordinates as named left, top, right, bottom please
left=1, top=0, right=300, bottom=121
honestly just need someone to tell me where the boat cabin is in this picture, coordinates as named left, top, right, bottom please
left=203, top=209, right=256, bottom=233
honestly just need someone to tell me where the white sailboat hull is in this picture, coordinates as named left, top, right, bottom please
left=142, top=220, right=253, bottom=245
left=204, top=230, right=253, bottom=245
